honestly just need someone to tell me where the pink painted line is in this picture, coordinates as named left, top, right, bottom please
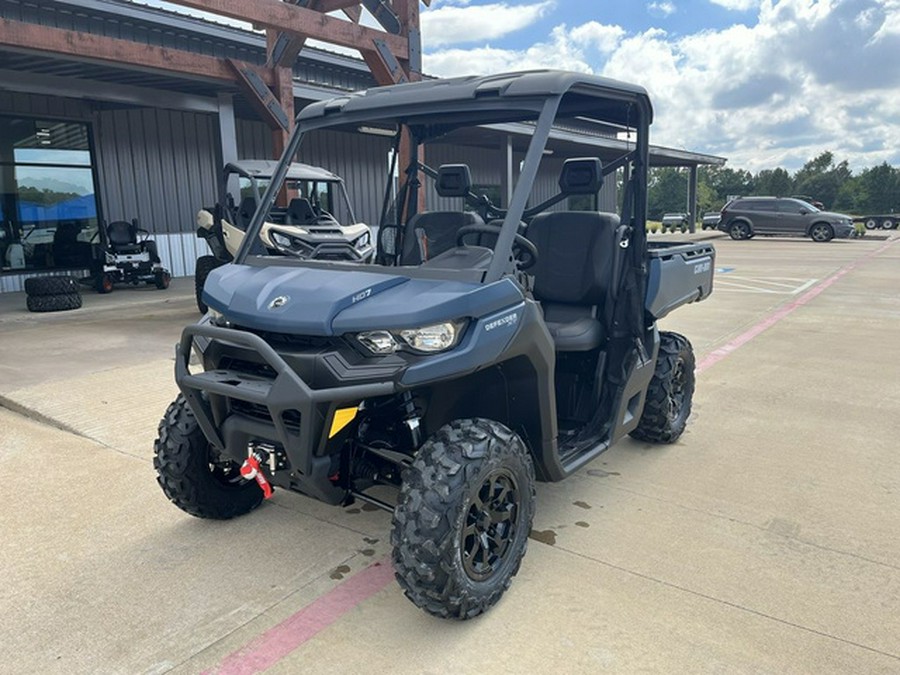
left=207, top=559, right=394, bottom=675
left=696, top=236, right=899, bottom=374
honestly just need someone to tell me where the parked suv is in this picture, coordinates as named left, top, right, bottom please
left=718, top=197, right=855, bottom=242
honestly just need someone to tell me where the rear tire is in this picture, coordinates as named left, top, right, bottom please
left=729, top=221, right=750, bottom=240
left=26, top=292, right=82, bottom=313
left=154, top=269, right=171, bottom=290
left=24, top=276, right=79, bottom=296
left=154, top=395, right=264, bottom=519
left=392, top=418, right=535, bottom=620
left=194, top=255, right=222, bottom=314
left=630, top=332, right=695, bottom=444
left=865, top=219, right=878, bottom=230
left=883, top=218, right=896, bottom=230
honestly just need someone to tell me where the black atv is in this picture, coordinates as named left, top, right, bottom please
left=154, top=70, right=715, bottom=620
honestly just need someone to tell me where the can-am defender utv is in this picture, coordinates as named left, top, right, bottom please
left=155, top=70, right=715, bottom=619
left=194, top=160, right=374, bottom=312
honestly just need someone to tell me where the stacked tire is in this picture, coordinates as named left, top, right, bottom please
left=24, top=276, right=83, bottom=313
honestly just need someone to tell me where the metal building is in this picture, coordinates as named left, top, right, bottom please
left=0, top=0, right=724, bottom=293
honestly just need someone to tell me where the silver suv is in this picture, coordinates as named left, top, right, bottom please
left=718, top=197, right=855, bottom=242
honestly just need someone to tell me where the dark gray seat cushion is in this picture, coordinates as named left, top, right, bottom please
left=525, top=211, right=620, bottom=351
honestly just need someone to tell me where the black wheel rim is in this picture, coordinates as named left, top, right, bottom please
left=667, top=358, right=687, bottom=423
left=461, top=469, right=519, bottom=581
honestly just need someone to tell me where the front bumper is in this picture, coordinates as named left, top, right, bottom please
left=175, top=323, right=395, bottom=503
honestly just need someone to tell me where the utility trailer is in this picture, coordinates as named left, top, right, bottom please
left=855, top=214, right=898, bottom=230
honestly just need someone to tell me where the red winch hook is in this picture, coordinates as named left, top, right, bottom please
left=239, top=450, right=274, bottom=499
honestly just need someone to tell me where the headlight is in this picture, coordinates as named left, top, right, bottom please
left=270, top=231, right=293, bottom=248
left=206, top=307, right=231, bottom=327
left=357, top=330, right=398, bottom=355
left=355, top=232, right=371, bottom=249
left=399, top=322, right=461, bottom=352
left=356, top=321, right=466, bottom=355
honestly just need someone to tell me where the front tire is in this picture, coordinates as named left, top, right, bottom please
left=154, top=395, right=264, bottom=519
left=391, top=418, right=536, bottom=620
left=194, top=255, right=222, bottom=314
left=729, top=221, right=750, bottom=240
left=810, top=223, right=834, bottom=242
left=630, top=332, right=696, bottom=443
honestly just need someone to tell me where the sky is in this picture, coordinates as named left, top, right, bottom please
left=134, top=0, right=900, bottom=173
left=418, top=0, right=900, bottom=173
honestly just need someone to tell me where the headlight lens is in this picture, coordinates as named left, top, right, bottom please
left=355, top=232, right=371, bottom=249
left=356, top=321, right=466, bottom=355
left=270, top=231, right=293, bottom=248
left=357, top=330, right=398, bottom=355
left=399, top=322, right=462, bottom=352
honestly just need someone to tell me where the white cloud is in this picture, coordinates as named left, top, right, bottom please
left=420, top=1, right=555, bottom=47
left=569, top=21, right=626, bottom=52
left=648, top=2, right=677, bottom=17
left=708, top=0, right=760, bottom=10
left=424, top=0, right=900, bottom=171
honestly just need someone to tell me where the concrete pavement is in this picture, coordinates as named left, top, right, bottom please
left=1, top=233, right=899, bottom=673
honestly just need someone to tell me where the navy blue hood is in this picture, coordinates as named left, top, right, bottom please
left=203, top=264, right=523, bottom=335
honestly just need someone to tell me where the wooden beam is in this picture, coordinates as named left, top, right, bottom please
left=227, top=59, right=289, bottom=131
left=317, top=0, right=365, bottom=12
left=341, top=5, right=362, bottom=23
left=165, top=0, right=408, bottom=60
left=269, top=0, right=312, bottom=68
left=393, top=0, right=422, bottom=78
left=0, top=18, right=269, bottom=85
left=360, top=39, right=407, bottom=86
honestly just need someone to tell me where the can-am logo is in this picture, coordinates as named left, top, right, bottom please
left=268, top=295, right=290, bottom=309
left=485, top=312, right=519, bottom=332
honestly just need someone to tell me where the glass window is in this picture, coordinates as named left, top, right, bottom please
left=1, top=117, right=100, bottom=272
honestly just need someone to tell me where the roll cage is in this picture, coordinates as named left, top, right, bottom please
left=237, top=70, right=654, bottom=338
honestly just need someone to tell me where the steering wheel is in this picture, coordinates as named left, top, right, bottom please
left=456, top=224, right=538, bottom=270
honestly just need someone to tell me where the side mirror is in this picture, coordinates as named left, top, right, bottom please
left=436, top=164, right=473, bottom=198
left=799, top=209, right=809, bottom=215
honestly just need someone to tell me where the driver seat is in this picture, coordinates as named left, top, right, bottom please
left=287, top=197, right=317, bottom=225
left=399, top=164, right=484, bottom=265
left=525, top=212, right=618, bottom=351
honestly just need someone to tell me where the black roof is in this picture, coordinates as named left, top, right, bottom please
left=297, top=70, right=654, bottom=133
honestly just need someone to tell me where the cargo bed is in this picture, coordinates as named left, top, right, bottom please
left=645, top=241, right=716, bottom=319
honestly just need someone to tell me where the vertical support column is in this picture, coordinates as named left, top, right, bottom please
left=688, top=164, right=699, bottom=233
left=393, top=0, right=425, bottom=215
left=266, top=31, right=295, bottom=207
left=217, top=92, right=239, bottom=202
left=500, top=135, right=514, bottom=208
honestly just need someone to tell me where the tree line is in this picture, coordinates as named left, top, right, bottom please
left=647, top=152, right=900, bottom=220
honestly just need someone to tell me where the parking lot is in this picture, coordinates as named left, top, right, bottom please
left=2, top=231, right=899, bottom=673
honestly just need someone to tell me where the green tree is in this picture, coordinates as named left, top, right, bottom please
left=647, top=167, right=688, bottom=220
left=701, top=166, right=754, bottom=205
left=792, top=151, right=852, bottom=209
left=856, top=163, right=899, bottom=214
left=753, top=168, right=793, bottom=197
